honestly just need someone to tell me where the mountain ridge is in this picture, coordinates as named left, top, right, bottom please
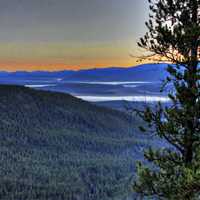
left=0, top=84, right=144, bottom=199
left=0, top=63, right=169, bottom=83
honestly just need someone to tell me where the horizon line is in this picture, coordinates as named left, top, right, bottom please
left=0, top=62, right=166, bottom=73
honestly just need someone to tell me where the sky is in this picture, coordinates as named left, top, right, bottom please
left=0, top=0, right=149, bottom=71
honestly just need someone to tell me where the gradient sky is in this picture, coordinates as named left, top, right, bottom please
left=0, top=0, right=148, bottom=71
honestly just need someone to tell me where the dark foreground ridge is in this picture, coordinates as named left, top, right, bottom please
left=0, top=85, right=146, bottom=200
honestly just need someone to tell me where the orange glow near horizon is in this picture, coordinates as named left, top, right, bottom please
left=0, top=59, right=141, bottom=72
left=0, top=41, right=144, bottom=72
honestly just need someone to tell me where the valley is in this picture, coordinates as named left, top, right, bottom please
left=0, top=64, right=170, bottom=199
left=0, top=64, right=171, bottom=110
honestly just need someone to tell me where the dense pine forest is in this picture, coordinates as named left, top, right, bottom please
left=0, top=85, right=149, bottom=200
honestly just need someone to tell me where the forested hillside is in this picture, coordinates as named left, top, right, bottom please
left=0, top=85, right=146, bottom=200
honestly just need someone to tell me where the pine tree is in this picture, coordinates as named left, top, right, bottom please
left=133, top=0, right=200, bottom=199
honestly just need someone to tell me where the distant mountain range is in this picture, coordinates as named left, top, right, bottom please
left=0, top=70, right=74, bottom=79
left=0, top=63, right=169, bottom=83
left=63, top=63, right=169, bottom=82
